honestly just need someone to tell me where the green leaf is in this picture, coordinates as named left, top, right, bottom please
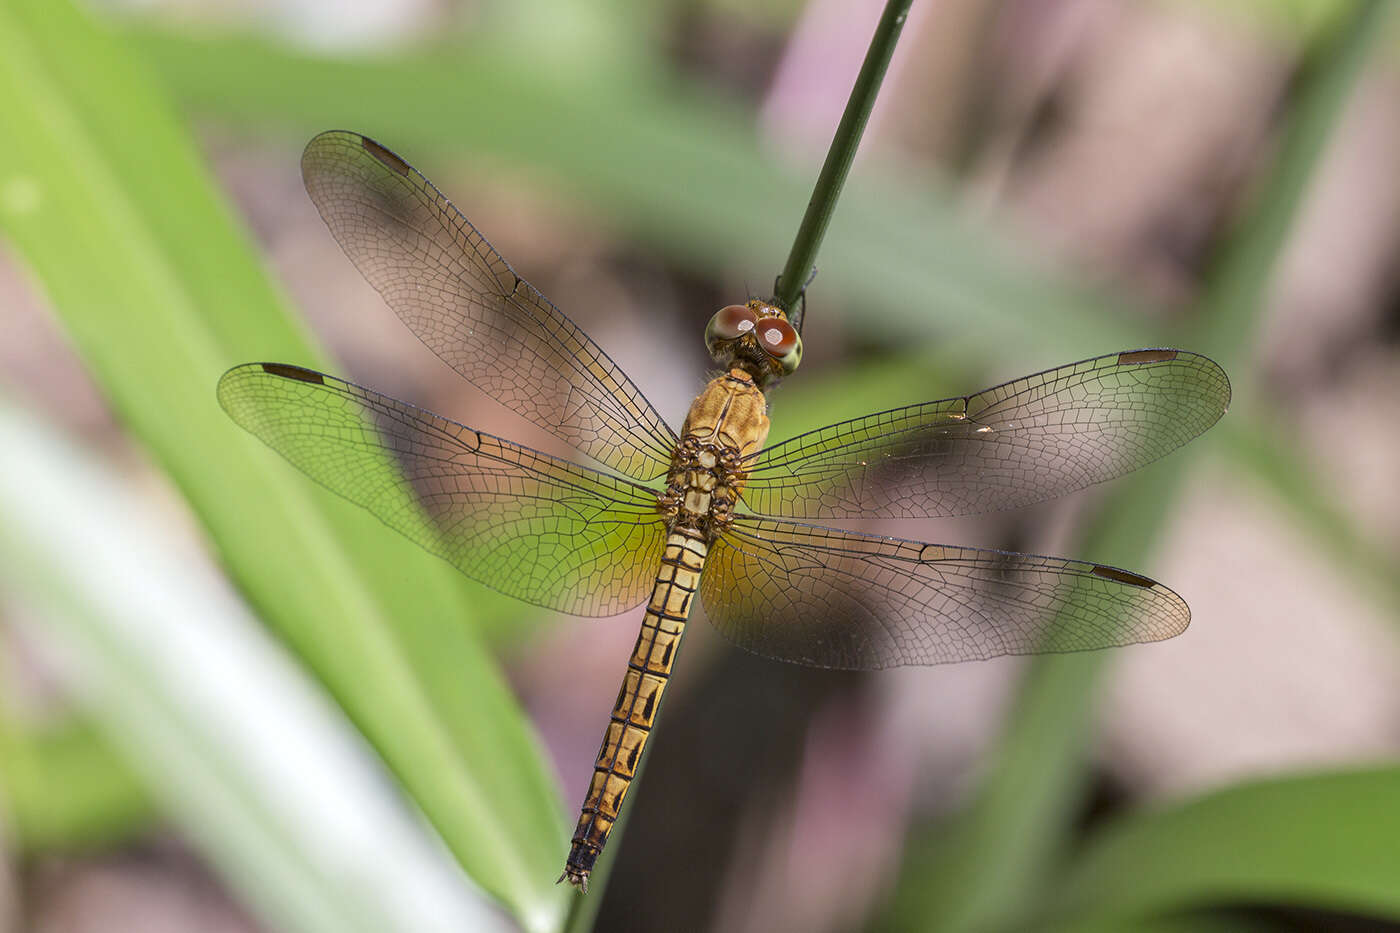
left=1099, top=911, right=1278, bottom=933
left=1043, top=768, right=1400, bottom=930
left=0, top=399, right=509, bottom=933
left=0, top=715, right=150, bottom=851
left=1219, top=415, right=1400, bottom=618
left=0, top=2, right=565, bottom=927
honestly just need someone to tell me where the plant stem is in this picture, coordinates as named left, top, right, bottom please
left=772, top=0, right=914, bottom=323
left=561, top=7, right=916, bottom=927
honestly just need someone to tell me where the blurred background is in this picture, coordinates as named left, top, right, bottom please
left=2, top=0, right=1399, bottom=931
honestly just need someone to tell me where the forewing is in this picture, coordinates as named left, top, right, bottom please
left=300, top=130, right=677, bottom=481
left=218, top=363, right=666, bottom=617
left=741, top=349, right=1230, bottom=519
left=700, top=516, right=1188, bottom=669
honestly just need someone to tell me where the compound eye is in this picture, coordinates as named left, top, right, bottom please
left=705, top=304, right=758, bottom=356
left=756, top=318, right=798, bottom=357
left=756, top=317, right=802, bottom=375
left=712, top=304, right=757, bottom=339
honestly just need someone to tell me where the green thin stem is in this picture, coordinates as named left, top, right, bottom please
left=772, top=0, right=913, bottom=321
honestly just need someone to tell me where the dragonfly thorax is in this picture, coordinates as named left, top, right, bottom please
left=660, top=437, right=741, bottom=537
left=661, top=368, right=771, bottom=538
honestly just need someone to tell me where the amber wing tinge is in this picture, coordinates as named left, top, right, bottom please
left=218, top=362, right=667, bottom=617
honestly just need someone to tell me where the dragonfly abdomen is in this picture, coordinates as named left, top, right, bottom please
left=561, top=527, right=706, bottom=891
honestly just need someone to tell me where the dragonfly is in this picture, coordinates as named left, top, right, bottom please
left=218, top=131, right=1231, bottom=892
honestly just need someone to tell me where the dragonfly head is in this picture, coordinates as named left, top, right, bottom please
left=705, top=300, right=802, bottom=385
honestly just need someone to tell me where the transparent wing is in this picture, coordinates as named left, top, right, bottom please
left=300, top=130, right=678, bottom=481
left=700, top=515, right=1188, bottom=670
left=218, top=363, right=666, bottom=617
left=740, top=349, right=1230, bottom=519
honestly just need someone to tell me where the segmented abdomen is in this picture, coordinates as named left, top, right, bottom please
left=561, top=528, right=706, bottom=890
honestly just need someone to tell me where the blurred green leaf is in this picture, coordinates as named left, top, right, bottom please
left=1194, top=1, right=1394, bottom=356
left=0, top=399, right=509, bottom=933
left=0, top=1, right=565, bottom=927
left=1043, top=768, right=1400, bottom=930
left=1111, top=912, right=1278, bottom=933
left=0, top=714, right=150, bottom=851
left=1220, top=415, right=1400, bottom=617
left=1175, top=0, right=1351, bottom=42
left=879, top=2, right=1392, bottom=931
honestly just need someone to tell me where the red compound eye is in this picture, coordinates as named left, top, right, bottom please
left=706, top=304, right=760, bottom=358
left=756, top=317, right=798, bottom=357
left=711, top=304, right=757, bottom=339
